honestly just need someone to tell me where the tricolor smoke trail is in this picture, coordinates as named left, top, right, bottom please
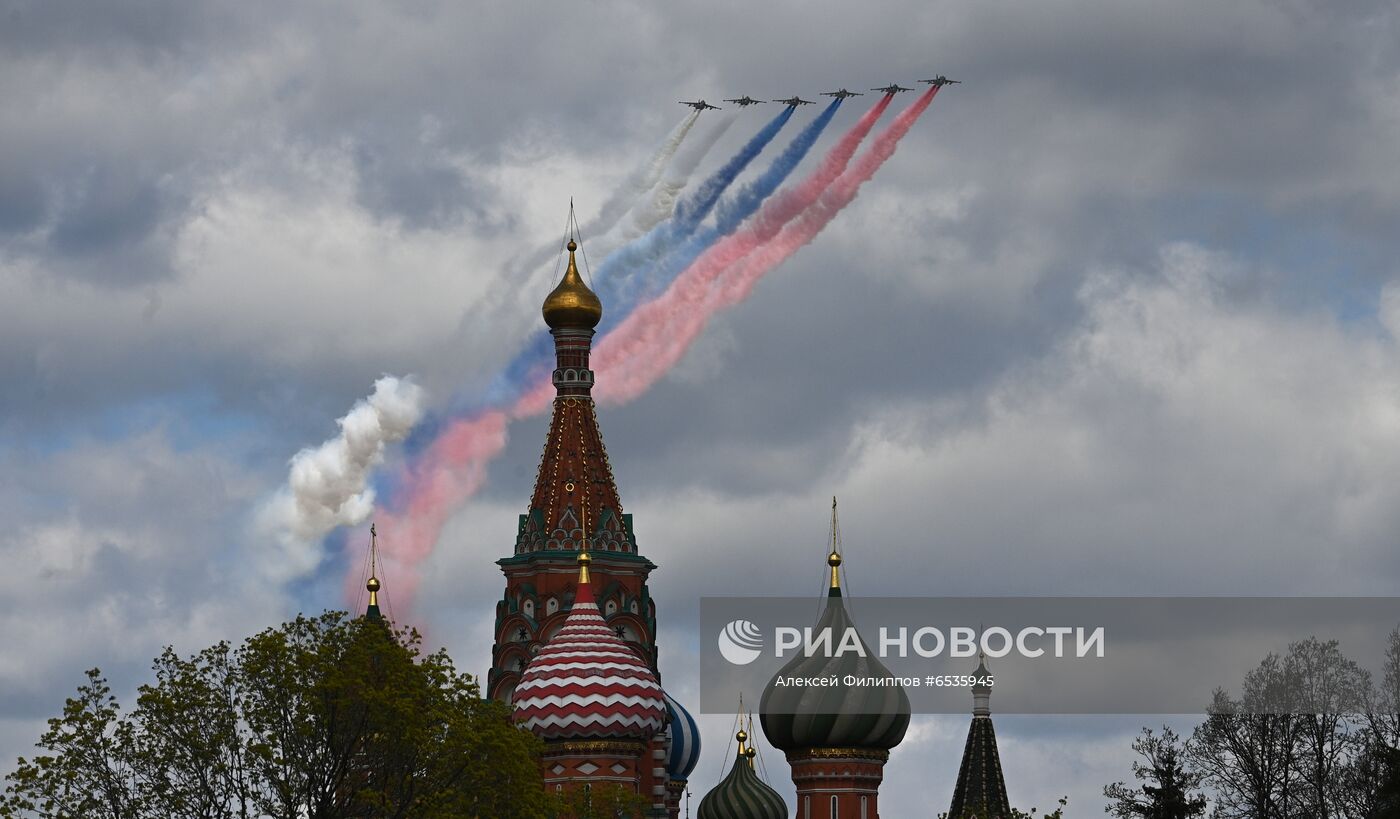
left=599, top=97, right=861, bottom=341
left=365, top=90, right=940, bottom=610
left=594, top=106, right=794, bottom=314
left=511, top=92, right=902, bottom=417
left=590, top=88, right=941, bottom=407
left=284, top=113, right=710, bottom=549
left=613, top=100, right=844, bottom=316
left=499, top=109, right=792, bottom=398
left=591, top=112, right=701, bottom=244
left=597, top=113, right=737, bottom=252
left=713, top=101, right=841, bottom=236
left=518, top=111, right=702, bottom=288
left=416, top=112, right=727, bottom=437
left=359, top=409, right=510, bottom=604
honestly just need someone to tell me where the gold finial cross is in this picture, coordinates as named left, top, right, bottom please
left=828, top=496, right=843, bottom=589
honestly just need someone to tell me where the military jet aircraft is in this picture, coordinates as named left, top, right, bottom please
left=871, top=83, right=913, bottom=95
left=679, top=100, right=721, bottom=111
left=920, top=75, right=962, bottom=87
left=821, top=89, right=864, bottom=99
left=772, top=96, right=816, bottom=107
left=724, top=95, right=767, bottom=107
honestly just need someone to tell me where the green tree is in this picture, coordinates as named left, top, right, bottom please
left=1, top=612, right=548, bottom=819
left=0, top=670, right=142, bottom=819
left=553, top=782, right=652, bottom=818
left=1104, top=726, right=1207, bottom=819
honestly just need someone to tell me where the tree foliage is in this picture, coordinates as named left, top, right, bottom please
left=1184, top=630, right=1400, bottom=819
left=1104, top=726, right=1207, bottom=819
left=1, top=612, right=548, bottom=819
left=555, top=782, right=651, bottom=818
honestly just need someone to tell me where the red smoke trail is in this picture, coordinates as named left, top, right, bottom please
left=354, top=410, right=509, bottom=606
left=589, top=87, right=939, bottom=407
left=742, top=94, right=893, bottom=244
left=511, top=94, right=900, bottom=419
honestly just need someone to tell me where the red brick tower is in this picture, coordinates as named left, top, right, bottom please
left=512, top=550, right=667, bottom=807
left=488, top=239, right=659, bottom=704
left=490, top=237, right=685, bottom=816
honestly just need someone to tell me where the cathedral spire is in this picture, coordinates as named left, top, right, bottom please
left=365, top=523, right=382, bottom=622
left=949, top=653, right=1011, bottom=818
left=828, top=496, right=842, bottom=595
left=973, top=651, right=993, bottom=717
left=515, top=233, right=633, bottom=556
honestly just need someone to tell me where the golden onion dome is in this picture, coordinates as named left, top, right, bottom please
left=542, top=240, right=602, bottom=330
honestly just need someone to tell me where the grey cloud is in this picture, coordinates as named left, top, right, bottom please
left=0, top=0, right=255, bottom=56
left=353, top=144, right=476, bottom=231
left=0, top=430, right=290, bottom=728
left=0, top=168, right=47, bottom=233
left=1, top=0, right=1396, bottom=428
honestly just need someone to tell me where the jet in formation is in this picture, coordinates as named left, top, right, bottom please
left=821, top=89, right=864, bottom=99
left=921, top=75, right=961, bottom=87
left=679, top=100, right=721, bottom=111
left=773, top=95, right=816, bottom=107
left=871, top=83, right=913, bottom=95
left=724, top=95, right=767, bottom=107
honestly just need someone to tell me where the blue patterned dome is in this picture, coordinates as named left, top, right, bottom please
left=664, top=691, right=702, bottom=781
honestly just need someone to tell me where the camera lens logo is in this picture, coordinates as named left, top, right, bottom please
left=718, top=619, right=764, bottom=666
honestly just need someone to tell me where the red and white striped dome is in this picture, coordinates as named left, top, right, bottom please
left=512, top=553, right=666, bottom=741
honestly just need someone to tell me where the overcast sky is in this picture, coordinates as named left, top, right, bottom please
left=4, top=0, right=1400, bottom=813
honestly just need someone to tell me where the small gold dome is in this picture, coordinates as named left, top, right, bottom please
left=366, top=576, right=381, bottom=592
left=744, top=746, right=757, bottom=760
left=736, top=729, right=748, bottom=745
left=542, top=240, right=602, bottom=330
left=827, top=551, right=842, bottom=568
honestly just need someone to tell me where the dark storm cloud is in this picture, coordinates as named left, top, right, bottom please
left=353, top=145, right=475, bottom=232
left=0, top=169, right=47, bottom=233
left=0, top=0, right=253, bottom=55
left=47, top=167, right=160, bottom=255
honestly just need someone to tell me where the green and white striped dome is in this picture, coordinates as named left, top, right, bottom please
left=697, top=733, right=787, bottom=819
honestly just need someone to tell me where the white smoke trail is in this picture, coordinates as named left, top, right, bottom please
left=589, top=111, right=700, bottom=244
left=256, top=376, right=425, bottom=580
left=600, top=114, right=737, bottom=250
left=516, top=112, right=703, bottom=297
